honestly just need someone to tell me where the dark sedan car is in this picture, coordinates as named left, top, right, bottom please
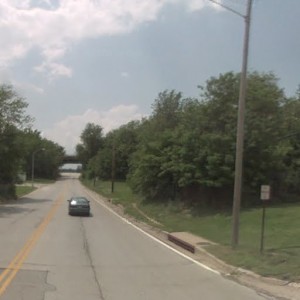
left=68, top=197, right=90, bottom=216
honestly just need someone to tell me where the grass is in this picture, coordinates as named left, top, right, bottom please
left=83, top=179, right=151, bottom=223
left=15, top=178, right=55, bottom=198
left=16, top=185, right=35, bottom=198
left=83, top=179, right=300, bottom=281
left=32, top=178, right=55, bottom=184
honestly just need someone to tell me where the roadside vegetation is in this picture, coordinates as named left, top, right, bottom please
left=15, top=179, right=55, bottom=198
left=78, top=71, right=300, bottom=281
left=0, top=84, right=65, bottom=201
left=15, top=185, right=35, bottom=198
left=78, top=72, right=300, bottom=208
left=82, top=179, right=300, bottom=281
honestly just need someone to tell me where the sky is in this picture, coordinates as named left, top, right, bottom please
left=0, top=0, right=299, bottom=154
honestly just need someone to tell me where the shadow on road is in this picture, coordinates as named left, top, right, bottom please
left=0, top=197, right=52, bottom=217
left=0, top=205, right=35, bottom=217
left=15, top=197, right=52, bottom=205
left=69, top=213, right=93, bottom=218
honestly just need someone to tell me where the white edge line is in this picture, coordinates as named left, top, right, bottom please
left=85, top=189, right=220, bottom=275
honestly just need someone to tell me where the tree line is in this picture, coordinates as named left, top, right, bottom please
left=0, top=84, right=65, bottom=200
left=75, top=71, right=300, bottom=207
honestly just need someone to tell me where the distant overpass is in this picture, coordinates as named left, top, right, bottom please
left=62, top=155, right=81, bottom=164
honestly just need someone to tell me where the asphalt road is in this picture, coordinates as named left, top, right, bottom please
left=0, top=174, right=272, bottom=300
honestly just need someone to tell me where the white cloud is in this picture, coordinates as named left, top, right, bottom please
left=0, top=69, right=44, bottom=94
left=121, top=71, right=129, bottom=78
left=15, top=81, right=45, bottom=94
left=43, top=104, right=144, bottom=154
left=183, top=0, right=207, bottom=11
left=0, top=68, right=14, bottom=83
left=34, top=61, right=72, bottom=79
left=0, top=0, right=214, bottom=79
left=41, top=46, right=66, bottom=61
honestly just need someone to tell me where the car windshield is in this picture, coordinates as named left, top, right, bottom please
left=71, top=198, right=88, bottom=205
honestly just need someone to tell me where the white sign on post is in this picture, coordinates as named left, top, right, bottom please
left=260, top=185, right=271, bottom=200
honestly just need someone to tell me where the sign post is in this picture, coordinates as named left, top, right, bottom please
left=260, top=185, right=270, bottom=253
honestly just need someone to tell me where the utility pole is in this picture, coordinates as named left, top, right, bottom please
left=31, top=148, right=45, bottom=188
left=207, top=0, right=253, bottom=248
left=231, top=0, right=253, bottom=248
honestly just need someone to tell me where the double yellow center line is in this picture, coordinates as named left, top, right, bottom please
left=0, top=193, right=64, bottom=296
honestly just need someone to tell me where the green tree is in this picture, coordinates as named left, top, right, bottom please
left=86, top=121, right=141, bottom=181
left=75, top=72, right=299, bottom=207
left=76, top=123, right=104, bottom=170
left=0, top=84, right=33, bottom=130
left=0, top=84, right=33, bottom=199
left=129, top=72, right=290, bottom=206
left=150, top=90, right=182, bottom=130
left=17, top=129, right=65, bottom=180
left=196, top=72, right=238, bottom=188
left=128, top=90, right=185, bottom=201
left=198, top=72, right=286, bottom=203
left=278, top=89, right=300, bottom=195
left=109, top=121, right=140, bottom=180
left=243, top=72, right=285, bottom=189
left=36, top=139, right=65, bottom=179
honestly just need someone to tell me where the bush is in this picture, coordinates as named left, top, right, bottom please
left=0, top=183, right=16, bottom=200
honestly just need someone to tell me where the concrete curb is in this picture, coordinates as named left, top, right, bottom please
left=167, top=233, right=196, bottom=253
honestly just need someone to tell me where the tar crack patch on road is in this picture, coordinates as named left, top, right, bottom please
left=0, top=268, right=55, bottom=300
left=80, top=218, right=105, bottom=300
